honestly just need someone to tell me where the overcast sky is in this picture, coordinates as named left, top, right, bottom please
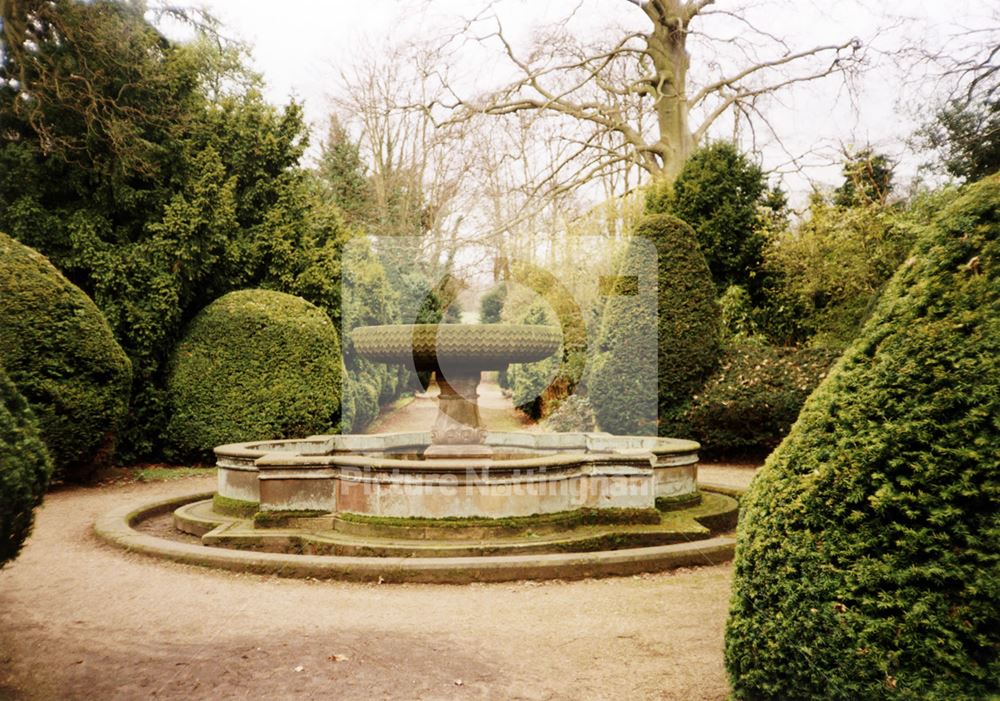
left=168, top=0, right=994, bottom=202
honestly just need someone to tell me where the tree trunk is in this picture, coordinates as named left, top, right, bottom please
left=644, top=1, right=695, bottom=182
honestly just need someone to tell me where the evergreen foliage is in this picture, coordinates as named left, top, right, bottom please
left=165, top=290, right=343, bottom=462
left=507, top=301, right=561, bottom=418
left=726, top=175, right=1000, bottom=700
left=834, top=148, right=895, bottom=207
left=920, top=98, right=1000, bottom=183
left=590, top=213, right=720, bottom=435
left=0, top=367, right=53, bottom=567
left=0, top=233, right=131, bottom=481
left=479, top=284, right=507, bottom=324
left=0, top=2, right=357, bottom=458
left=656, top=142, right=770, bottom=298
left=687, top=342, right=839, bottom=457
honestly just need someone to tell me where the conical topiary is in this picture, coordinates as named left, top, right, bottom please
left=725, top=176, right=1000, bottom=699
left=590, top=213, right=720, bottom=435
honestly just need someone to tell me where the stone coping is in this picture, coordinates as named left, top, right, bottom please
left=216, top=432, right=701, bottom=467
left=94, top=489, right=736, bottom=584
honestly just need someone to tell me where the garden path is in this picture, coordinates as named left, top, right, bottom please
left=0, top=391, right=760, bottom=700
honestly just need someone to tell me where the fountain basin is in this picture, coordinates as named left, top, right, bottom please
left=215, top=431, right=700, bottom=519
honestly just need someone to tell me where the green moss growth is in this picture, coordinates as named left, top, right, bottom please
left=655, top=491, right=703, bottom=511
left=136, top=467, right=215, bottom=482
left=165, top=290, right=343, bottom=462
left=212, top=494, right=259, bottom=518
left=726, top=176, right=1000, bottom=700
left=0, top=233, right=132, bottom=481
left=0, top=367, right=53, bottom=566
left=590, top=214, right=720, bottom=436
left=337, top=507, right=662, bottom=530
left=253, top=509, right=330, bottom=528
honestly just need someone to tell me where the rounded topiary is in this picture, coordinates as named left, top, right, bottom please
left=0, top=233, right=131, bottom=481
left=0, top=367, right=53, bottom=567
left=687, top=342, right=840, bottom=457
left=590, top=213, right=720, bottom=435
left=165, top=290, right=343, bottom=462
left=726, top=176, right=1000, bottom=700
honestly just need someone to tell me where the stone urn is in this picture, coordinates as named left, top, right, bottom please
left=350, top=324, right=561, bottom=455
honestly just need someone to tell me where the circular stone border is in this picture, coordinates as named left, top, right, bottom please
left=94, top=488, right=739, bottom=584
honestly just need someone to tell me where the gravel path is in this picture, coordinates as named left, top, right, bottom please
left=0, top=388, right=761, bottom=700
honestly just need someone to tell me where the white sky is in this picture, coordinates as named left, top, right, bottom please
left=172, top=0, right=994, bottom=202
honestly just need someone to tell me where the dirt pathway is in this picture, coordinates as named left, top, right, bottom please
left=368, top=379, right=538, bottom=435
left=0, top=390, right=761, bottom=700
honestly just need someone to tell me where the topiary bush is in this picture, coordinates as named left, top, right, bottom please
left=165, top=290, right=343, bottom=462
left=590, top=213, right=720, bottom=435
left=0, top=233, right=131, bottom=481
left=0, top=367, right=53, bottom=567
left=687, top=342, right=840, bottom=457
left=725, top=175, right=1000, bottom=700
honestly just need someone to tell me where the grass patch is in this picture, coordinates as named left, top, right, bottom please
left=136, top=466, right=215, bottom=482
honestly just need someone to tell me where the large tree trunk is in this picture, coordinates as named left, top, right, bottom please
left=644, top=1, right=696, bottom=182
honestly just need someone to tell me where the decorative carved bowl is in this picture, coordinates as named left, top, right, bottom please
left=350, top=324, right=562, bottom=371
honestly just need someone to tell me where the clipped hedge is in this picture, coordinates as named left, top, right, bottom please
left=688, top=342, right=839, bottom=457
left=590, top=213, right=720, bottom=435
left=0, top=367, right=53, bottom=566
left=165, top=290, right=343, bottom=462
left=0, top=233, right=131, bottom=481
left=726, top=175, right=1000, bottom=699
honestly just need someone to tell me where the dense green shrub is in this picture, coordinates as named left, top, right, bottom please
left=0, top=367, right=53, bottom=567
left=687, top=342, right=840, bottom=457
left=726, top=175, right=1000, bottom=700
left=765, top=195, right=919, bottom=350
left=0, top=233, right=131, bottom=481
left=543, top=395, right=597, bottom=432
left=507, top=301, right=561, bottom=418
left=590, top=213, right=720, bottom=435
left=651, top=142, right=773, bottom=299
left=717, top=285, right=759, bottom=340
left=164, top=290, right=343, bottom=462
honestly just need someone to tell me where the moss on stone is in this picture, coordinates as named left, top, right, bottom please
left=253, top=509, right=331, bottom=528
left=211, top=494, right=259, bottom=518
left=336, top=507, right=662, bottom=531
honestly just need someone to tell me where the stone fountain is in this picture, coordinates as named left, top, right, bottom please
left=131, top=321, right=740, bottom=580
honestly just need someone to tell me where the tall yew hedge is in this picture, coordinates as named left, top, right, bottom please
left=590, top=213, right=720, bottom=435
left=725, top=175, right=1000, bottom=699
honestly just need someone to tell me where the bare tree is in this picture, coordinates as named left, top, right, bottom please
left=330, top=41, right=477, bottom=277
left=423, top=0, right=863, bottom=190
